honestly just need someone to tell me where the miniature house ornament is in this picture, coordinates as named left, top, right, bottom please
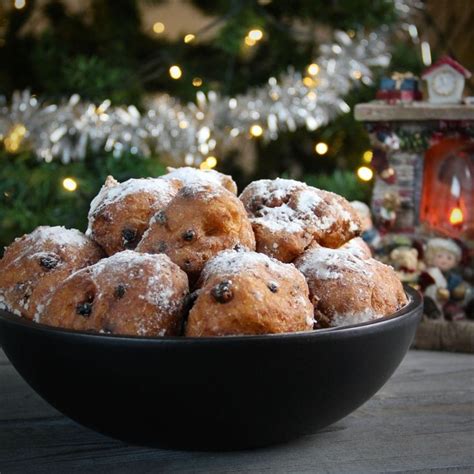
left=422, top=56, right=471, bottom=104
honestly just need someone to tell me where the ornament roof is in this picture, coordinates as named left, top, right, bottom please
left=422, top=56, right=471, bottom=79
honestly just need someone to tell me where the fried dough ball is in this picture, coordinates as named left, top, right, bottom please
left=239, top=179, right=361, bottom=263
left=185, top=249, right=314, bottom=337
left=340, top=237, right=372, bottom=259
left=137, top=183, right=256, bottom=282
left=87, top=176, right=178, bottom=255
left=0, top=226, right=103, bottom=320
left=161, top=166, right=238, bottom=194
left=294, top=246, right=407, bottom=328
left=40, top=251, right=189, bottom=337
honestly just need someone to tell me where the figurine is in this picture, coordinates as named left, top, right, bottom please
left=350, top=201, right=380, bottom=248
left=379, top=192, right=400, bottom=233
left=419, top=238, right=468, bottom=320
left=389, top=246, right=424, bottom=285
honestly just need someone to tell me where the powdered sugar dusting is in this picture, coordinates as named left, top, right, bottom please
left=296, top=246, right=376, bottom=281
left=341, top=237, right=371, bottom=259
left=162, top=167, right=235, bottom=191
left=26, top=226, right=91, bottom=248
left=8, top=227, right=93, bottom=268
left=241, top=178, right=357, bottom=237
left=87, top=177, right=176, bottom=224
left=253, top=204, right=304, bottom=233
left=331, top=308, right=381, bottom=327
left=175, top=181, right=223, bottom=201
left=201, top=249, right=294, bottom=282
left=87, top=250, right=182, bottom=313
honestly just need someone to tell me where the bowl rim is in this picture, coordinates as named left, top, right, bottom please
left=0, top=285, right=422, bottom=344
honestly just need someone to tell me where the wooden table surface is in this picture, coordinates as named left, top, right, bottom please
left=1, top=349, right=473, bottom=473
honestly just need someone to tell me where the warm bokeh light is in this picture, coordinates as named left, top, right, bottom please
left=184, top=34, right=195, bottom=43
left=199, top=161, right=210, bottom=170
left=248, top=29, right=263, bottom=41
left=357, top=166, right=374, bottom=181
left=244, top=36, right=256, bottom=47
left=153, top=22, right=165, bottom=34
left=307, top=63, right=320, bottom=76
left=62, top=177, right=78, bottom=192
left=362, top=150, right=373, bottom=163
left=4, top=123, right=27, bottom=153
left=169, top=65, right=182, bottom=79
left=192, top=77, right=202, bottom=87
left=250, top=124, right=263, bottom=137
left=205, top=156, right=217, bottom=168
left=303, top=76, right=316, bottom=87
left=449, top=207, right=463, bottom=225
left=352, top=70, right=362, bottom=80
left=315, top=142, right=328, bottom=155
left=14, top=0, right=26, bottom=8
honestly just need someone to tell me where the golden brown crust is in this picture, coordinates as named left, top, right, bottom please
left=40, top=251, right=189, bottom=336
left=0, top=226, right=104, bottom=320
left=239, top=179, right=361, bottom=262
left=87, top=176, right=179, bottom=255
left=294, top=246, right=407, bottom=328
left=137, top=184, right=256, bottom=282
left=185, top=249, right=314, bottom=336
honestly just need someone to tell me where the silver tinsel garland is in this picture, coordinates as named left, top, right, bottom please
left=0, top=29, right=391, bottom=166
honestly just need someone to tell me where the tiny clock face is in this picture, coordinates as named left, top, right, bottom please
left=432, top=70, right=457, bottom=96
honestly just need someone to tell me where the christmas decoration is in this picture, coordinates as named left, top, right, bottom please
left=0, top=30, right=391, bottom=166
left=422, top=57, right=471, bottom=104
left=376, top=72, right=422, bottom=103
left=356, top=98, right=474, bottom=351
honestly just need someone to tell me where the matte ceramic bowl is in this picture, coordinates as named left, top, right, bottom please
left=0, top=286, right=422, bottom=451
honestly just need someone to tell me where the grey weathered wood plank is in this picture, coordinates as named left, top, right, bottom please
left=1, top=349, right=473, bottom=474
left=354, top=102, right=474, bottom=121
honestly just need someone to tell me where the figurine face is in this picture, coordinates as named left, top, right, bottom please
left=432, top=71, right=456, bottom=96
left=360, top=214, right=373, bottom=232
left=431, top=250, right=457, bottom=272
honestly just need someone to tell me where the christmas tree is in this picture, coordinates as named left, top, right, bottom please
left=0, top=0, right=423, bottom=248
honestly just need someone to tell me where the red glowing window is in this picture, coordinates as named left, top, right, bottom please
left=420, top=138, right=474, bottom=240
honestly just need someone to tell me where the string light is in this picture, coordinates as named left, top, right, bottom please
left=315, top=142, right=328, bottom=155
left=169, top=65, right=182, bottom=79
left=245, top=36, right=256, bottom=47
left=421, top=41, right=432, bottom=66
left=303, top=77, right=316, bottom=87
left=192, top=77, right=202, bottom=87
left=357, top=166, right=373, bottom=181
left=250, top=124, right=263, bottom=137
left=205, top=156, right=217, bottom=168
left=352, top=70, right=362, bottom=79
left=153, top=22, right=165, bottom=34
left=200, top=157, right=218, bottom=170
left=362, top=150, right=373, bottom=163
left=14, top=0, right=26, bottom=9
left=248, top=29, right=263, bottom=41
left=307, top=63, right=320, bottom=76
left=62, top=177, right=78, bottom=192
left=4, top=124, right=27, bottom=153
left=184, top=34, right=195, bottom=43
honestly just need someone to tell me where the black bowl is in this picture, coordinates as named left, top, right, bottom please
left=0, top=287, right=422, bottom=451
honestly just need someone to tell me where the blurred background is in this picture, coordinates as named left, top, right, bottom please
left=0, top=0, right=473, bottom=249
